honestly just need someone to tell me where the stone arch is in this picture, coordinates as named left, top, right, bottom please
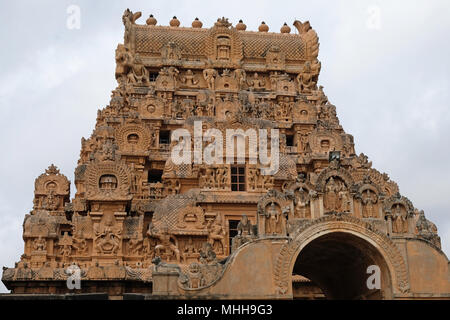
left=274, top=215, right=410, bottom=298
left=85, top=161, right=132, bottom=200
left=316, top=166, right=354, bottom=193
left=115, top=123, right=152, bottom=153
left=384, top=193, right=414, bottom=215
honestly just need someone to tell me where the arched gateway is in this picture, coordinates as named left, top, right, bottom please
left=274, top=215, right=409, bottom=299
left=2, top=12, right=449, bottom=300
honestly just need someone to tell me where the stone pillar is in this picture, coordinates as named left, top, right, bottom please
left=319, top=195, right=324, bottom=217
left=152, top=268, right=181, bottom=296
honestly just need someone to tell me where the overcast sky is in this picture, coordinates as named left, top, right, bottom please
left=0, top=0, right=449, bottom=293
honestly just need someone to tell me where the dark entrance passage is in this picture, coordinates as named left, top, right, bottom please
left=292, top=232, right=392, bottom=299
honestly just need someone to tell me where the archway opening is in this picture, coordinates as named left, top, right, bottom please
left=292, top=232, right=392, bottom=300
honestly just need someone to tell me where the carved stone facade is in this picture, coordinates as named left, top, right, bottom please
left=2, top=12, right=448, bottom=300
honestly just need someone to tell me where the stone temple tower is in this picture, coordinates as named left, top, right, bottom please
left=2, top=11, right=449, bottom=300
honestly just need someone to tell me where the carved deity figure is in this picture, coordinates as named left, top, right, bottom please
left=94, top=215, right=121, bottom=255
left=323, top=177, right=350, bottom=213
left=167, top=67, right=180, bottom=88
left=207, top=215, right=226, bottom=255
left=184, top=237, right=197, bottom=256
left=237, top=215, right=253, bottom=237
left=295, top=187, right=311, bottom=218
left=265, top=202, right=280, bottom=235
left=234, top=69, right=246, bottom=89
left=339, top=188, right=351, bottom=213
left=362, top=189, right=378, bottom=218
left=324, top=177, right=339, bottom=211
left=42, top=190, right=59, bottom=211
left=33, top=236, right=47, bottom=252
left=248, top=72, right=265, bottom=90
left=73, top=236, right=88, bottom=256
left=100, top=138, right=117, bottom=162
left=392, top=204, right=408, bottom=234
left=115, top=45, right=132, bottom=84
left=128, top=237, right=143, bottom=256
left=203, top=68, right=217, bottom=90
left=181, top=69, right=198, bottom=87
left=299, top=133, right=310, bottom=153
left=297, top=61, right=321, bottom=93
left=127, top=54, right=149, bottom=85
left=147, top=224, right=181, bottom=262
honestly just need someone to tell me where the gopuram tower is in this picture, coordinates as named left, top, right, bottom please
left=2, top=11, right=449, bottom=300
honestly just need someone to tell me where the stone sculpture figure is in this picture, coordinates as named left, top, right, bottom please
left=324, top=177, right=339, bottom=211
left=234, top=69, right=247, bottom=89
left=392, top=204, right=408, bottom=234
left=207, top=215, right=226, bottom=255
left=33, top=236, right=47, bottom=252
left=147, top=224, right=181, bottom=262
left=295, top=187, right=310, bottom=218
left=181, top=69, right=198, bottom=86
left=203, top=68, right=217, bottom=90
left=297, top=61, right=320, bottom=93
left=266, top=202, right=281, bottom=235
left=362, top=189, right=378, bottom=218
left=248, top=72, right=265, bottom=90
left=127, top=54, right=149, bottom=85
left=94, top=215, right=121, bottom=255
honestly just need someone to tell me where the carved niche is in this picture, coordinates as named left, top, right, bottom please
left=155, top=67, right=178, bottom=91
left=215, top=69, right=239, bottom=92
left=350, top=167, right=399, bottom=199
left=292, top=182, right=316, bottom=219
left=316, top=164, right=355, bottom=214
left=308, top=127, right=343, bottom=154
left=176, top=205, right=206, bottom=230
left=115, top=123, right=152, bottom=154
left=33, top=164, right=70, bottom=212
left=257, top=190, right=293, bottom=236
left=293, top=101, right=317, bottom=123
left=72, top=214, right=91, bottom=257
left=322, top=177, right=351, bottom=213
left=215, top=96, right=238, bottom=120
left=84, top=161, right=132, bottom=200
left=205, top=18, right=243, bottom=67
left=384, top=193, right=414, bottom=235
left=265, top=46, right=285, bottom=71
left=356, top=176, right=383, bottom=219
left=137, top=92, right=165, bottom=118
